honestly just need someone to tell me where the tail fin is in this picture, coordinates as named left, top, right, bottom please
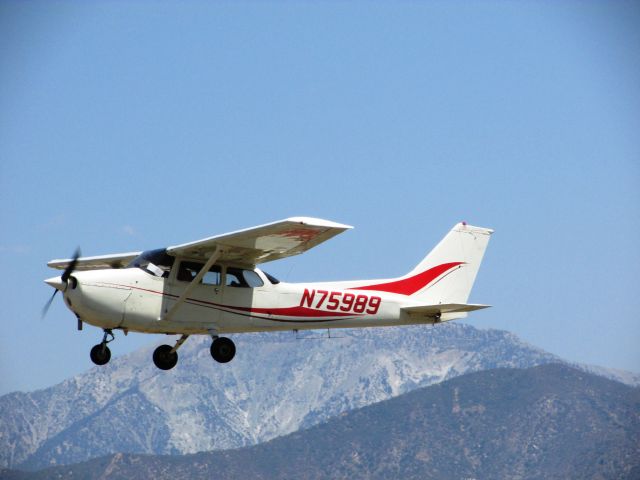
left=407, top=222, right=493, bottom=304
left=350, top=222, right=492, bottom=305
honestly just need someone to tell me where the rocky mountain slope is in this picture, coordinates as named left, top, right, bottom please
left=0, top=323, right=637, bottom=470
left=5, top=364, right=639, bottom=480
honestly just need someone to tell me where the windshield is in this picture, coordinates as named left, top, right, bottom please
left=127, top=249, right=175, bottom=277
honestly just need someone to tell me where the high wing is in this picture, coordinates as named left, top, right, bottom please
left=167, top=217, right=352, bottom=265
left=47, top=217, right=352, bottom=271
left=48, top=252, right=142, bottom=271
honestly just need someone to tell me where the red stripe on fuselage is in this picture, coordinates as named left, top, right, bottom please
left=222, top=304, right=354, bottom=318
left=349, top=262, right=464, bottom=296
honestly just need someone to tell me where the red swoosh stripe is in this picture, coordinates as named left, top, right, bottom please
left=223, top=305, right=354, bottom=318
left=349, top=262, right=464, bottom=296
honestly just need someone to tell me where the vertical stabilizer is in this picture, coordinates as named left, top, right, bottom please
left=407, top=223, right=493, bottom=305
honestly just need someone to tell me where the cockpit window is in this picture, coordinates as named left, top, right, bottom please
left=226, top=268, right=264, bottom=288
left=177, top=261, right=221, bottom=285
left=263, top=271, right=280, bottom=285
left=127, top=249, right=175, bottom=277
left=243, top=270, right=264, bottom=287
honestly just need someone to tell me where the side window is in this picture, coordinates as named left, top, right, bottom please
left=243, top=270, right=264, bottom=288
left=202, top=267, right=221, bottom=286
left=177, top=261, right=201, bottom=282
left=177, top=261, right=221, bottom=285
left=226, top=268, right=264, bottom=288
left=225, top=268, right=246, bottom=287
left=262, top=270, right=280, bottom=284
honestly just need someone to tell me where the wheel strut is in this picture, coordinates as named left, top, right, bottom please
left=101, top=329, right=115, bottom=345
left=170, top=334, right=189, bottom=354
left=90, top=329, right=114, bottom=366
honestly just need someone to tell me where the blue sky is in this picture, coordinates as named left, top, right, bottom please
left=1, top=1, right=638, bottom=394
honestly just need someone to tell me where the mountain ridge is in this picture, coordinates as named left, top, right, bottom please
left=4, top=363, right=639, bottom=480
left=1, top=323, right=638, bottom=470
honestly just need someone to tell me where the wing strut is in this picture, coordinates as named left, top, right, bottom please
left=159, top=247, right=223, bottom=322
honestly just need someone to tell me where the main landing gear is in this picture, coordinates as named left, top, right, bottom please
left=150, top=333, right=236, bottom=370
left=90, top=329, right=114, bottom=366
left=152, top=334, right=188, bottom=370
left=208, top=328, right=236, bottom=364
left=210, top=336, right=236, bottom=363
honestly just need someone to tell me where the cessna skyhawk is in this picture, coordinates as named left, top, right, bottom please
left=44, top=217, right=493, bottom=370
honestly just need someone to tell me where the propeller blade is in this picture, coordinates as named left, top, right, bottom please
left=61, top=247, right=81, bottom=283
left=43, top=247, right=81, bottom=319
left=42, top=289, right=58, bottom=318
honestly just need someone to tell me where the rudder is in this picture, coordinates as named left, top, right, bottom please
left=407, top=222, right=493, bottom=305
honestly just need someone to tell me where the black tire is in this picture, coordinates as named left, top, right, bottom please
left=153, top=344, right=178, bottom=370
left=90, top=344, right=111, bottom=366
left=210, top=337, right=236, bottom=363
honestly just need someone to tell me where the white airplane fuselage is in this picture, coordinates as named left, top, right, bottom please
left=60, top=265, right=449, bottom=336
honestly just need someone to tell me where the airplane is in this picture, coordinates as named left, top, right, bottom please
left=44, top=217, right=493, bottom=370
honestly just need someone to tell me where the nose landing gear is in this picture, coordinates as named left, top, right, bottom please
left=90, top=329, right=114, bottom=366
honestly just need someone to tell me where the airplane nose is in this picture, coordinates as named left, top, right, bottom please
left=45, top=276, right=65, bottom=291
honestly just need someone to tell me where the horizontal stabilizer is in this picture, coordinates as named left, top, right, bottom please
left=401, top=303, right=491, bottom=317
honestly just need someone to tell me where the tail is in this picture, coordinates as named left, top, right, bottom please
left=408, top=222, right=493, bottom=304
left=352, top=222, right=493, bottom=305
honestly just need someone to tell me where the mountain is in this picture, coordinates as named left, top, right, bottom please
left=5, top=364, right=639, bottom=480
left=0, top=323, right=637, bottom=471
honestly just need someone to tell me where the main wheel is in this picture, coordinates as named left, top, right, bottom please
left=210, top=337, right=236, bottom=363
left=90, top=344, right=111, bottom=366
left=153, top=344, right=178, bottom=370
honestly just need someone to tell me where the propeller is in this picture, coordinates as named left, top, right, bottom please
left=42, top=247, right=81, bottom=318
left=61, top=247, right=81, bottom=283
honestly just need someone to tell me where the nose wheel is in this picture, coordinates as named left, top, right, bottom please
left=90, top=329, right=114, bottom=366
